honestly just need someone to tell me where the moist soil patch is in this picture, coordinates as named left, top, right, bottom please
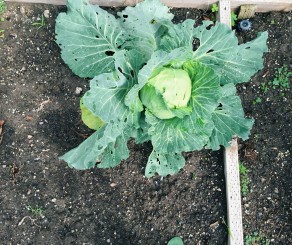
left=0, top=3, right=291, bottom=245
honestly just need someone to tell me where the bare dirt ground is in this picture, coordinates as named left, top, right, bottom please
left=0, top=3, right=291, bottom=245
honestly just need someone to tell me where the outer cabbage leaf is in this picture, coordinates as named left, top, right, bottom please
left=160, top=19, right=195, bottom=52
left=55, top=0, right=127, bottom=78
left=62, top=49, right=145, bottom=170
left=145, top=110, right=213, bottom=153
left=80, top=97, right=105, bottom=130
left=192, top=21, right=268, bottom=85
left=118, top=0, right=173, bottom=61
left=83, top=50, right=143, bottom=123
left=97, top=131, right=130, bottom=168
left=160, top=20, right=268, bottom=85
left=145, top=150, right=185, bottom=177
left=59, top=127, right=106, bottom=169
left=207, top=84, right=254, bottom=150
left=60, top=120, right=131, bottom=170
left=184, top=62, right=221, bottom=119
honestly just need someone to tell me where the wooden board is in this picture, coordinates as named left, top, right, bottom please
left=5, top=0, right=292, bottom=12
left=218, top=1, right=244, bottom=244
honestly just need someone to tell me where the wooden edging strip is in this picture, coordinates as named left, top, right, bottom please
left=5, top=0, right=292, bottom=12
left=218, top=1, right=244, bottom=244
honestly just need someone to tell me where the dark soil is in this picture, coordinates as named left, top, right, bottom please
left=0, top=3, right=291, bottom=245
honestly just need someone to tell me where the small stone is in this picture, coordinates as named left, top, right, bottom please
left=210, top=221, right=219, bottom=230
left=43, top=10, right=50, bottom=18
left=110, top=183, right=117, bottom=187
left=20, top=6, right=25, bottom=14
left=9, top=33, right=17, bottom=39
left=51, top=198, right=57, bottom=203
left=27, top=135, right=33, bottom=140
left=75, top=87, right=83, bottom=95
left=274, top=188, right=279, bottom=194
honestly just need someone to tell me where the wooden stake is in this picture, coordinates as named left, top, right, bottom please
left=218, top=1, right=244, bottom=244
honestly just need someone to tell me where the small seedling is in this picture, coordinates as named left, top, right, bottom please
left=0, top=29, right=4, bottom=38
left=239, top=162, right=249, bottom=196
left=270, top=19, right=275, bottom=25
left=210, top=4, right=237, bottom=27
left=260, top=65, right=291, bottom=96
left=191, top=172, right=197, bottom=180
left=0, top=0, right=5, bottom=22
left=252, top=97, right=262, bottom=105
left=167, top=237, right=184, bottom=245
left=32, top=14, right=46, bottom=30
left=0, top=0, right=6, bottom=15
left=273, top=65, right=291, bottom=90
left=245, top=232, right=269, bottom=245
left=231, top=12, right=238, bottom=27
left=26, top=205, right=45, bottom=216
left=260, top=82, right=268, bottom=93
left=211, top=3, right=219, bottom=13
left=221, top=217, right=233, bottom=239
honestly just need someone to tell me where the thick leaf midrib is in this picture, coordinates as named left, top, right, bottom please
left=213, top=110, right=243, bottom=135
left=71, top=5, right=119, bottom=52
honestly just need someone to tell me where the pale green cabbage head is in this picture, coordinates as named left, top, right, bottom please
left=140, top=67, right=192, bottom=119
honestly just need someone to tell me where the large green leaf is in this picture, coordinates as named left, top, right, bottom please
left=207, top=84, right=254, bottom=150
left=184, top=62, right=221, bottom=119
left=118, top=0, right=173, bottom=61
left=192, top=21, right=268, bottom=85
left=160, top=20, right=268, bottom=85
left=60, top=120, right=131, bottom=170
left=83, top=50, right=142, bottom=123
left=55, top=0, right=127, bottom=78
left=145, top=150, right=185, bottom=177
left=160, top=19, right=195, bottom=52
left=59, top=127, right=106, bottom=170
left=97, top=130, right=130, bottom=168
left=146, top=110, right=213, bottom=153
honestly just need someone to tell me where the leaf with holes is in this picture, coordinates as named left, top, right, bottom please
left=55, top=0, right=127, bottom=78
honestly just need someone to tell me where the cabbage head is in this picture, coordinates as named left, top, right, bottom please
left=140, top=67, right=192, bottom=119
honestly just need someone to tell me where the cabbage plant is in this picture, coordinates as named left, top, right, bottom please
left=56, top=0, right=268, bottom=177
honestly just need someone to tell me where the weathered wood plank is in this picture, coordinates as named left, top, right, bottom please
left=219, top=1, right=244, bottom=244
left=4, top=0, right=292, bottom=12
left=224, top=139, right=244, bottom=245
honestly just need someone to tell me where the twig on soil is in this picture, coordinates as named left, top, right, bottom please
left=0, top=119, right=4, bottom=144
left=36, top=98, right=51, bottom=112
left=262, top=71, right=269, bottom=78
left=18, top=216, right=41, bottom=227
left=10, top=162, right=20, bottom=184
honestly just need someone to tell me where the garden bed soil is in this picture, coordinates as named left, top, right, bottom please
left=0, top=3, right=291, bottom=245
